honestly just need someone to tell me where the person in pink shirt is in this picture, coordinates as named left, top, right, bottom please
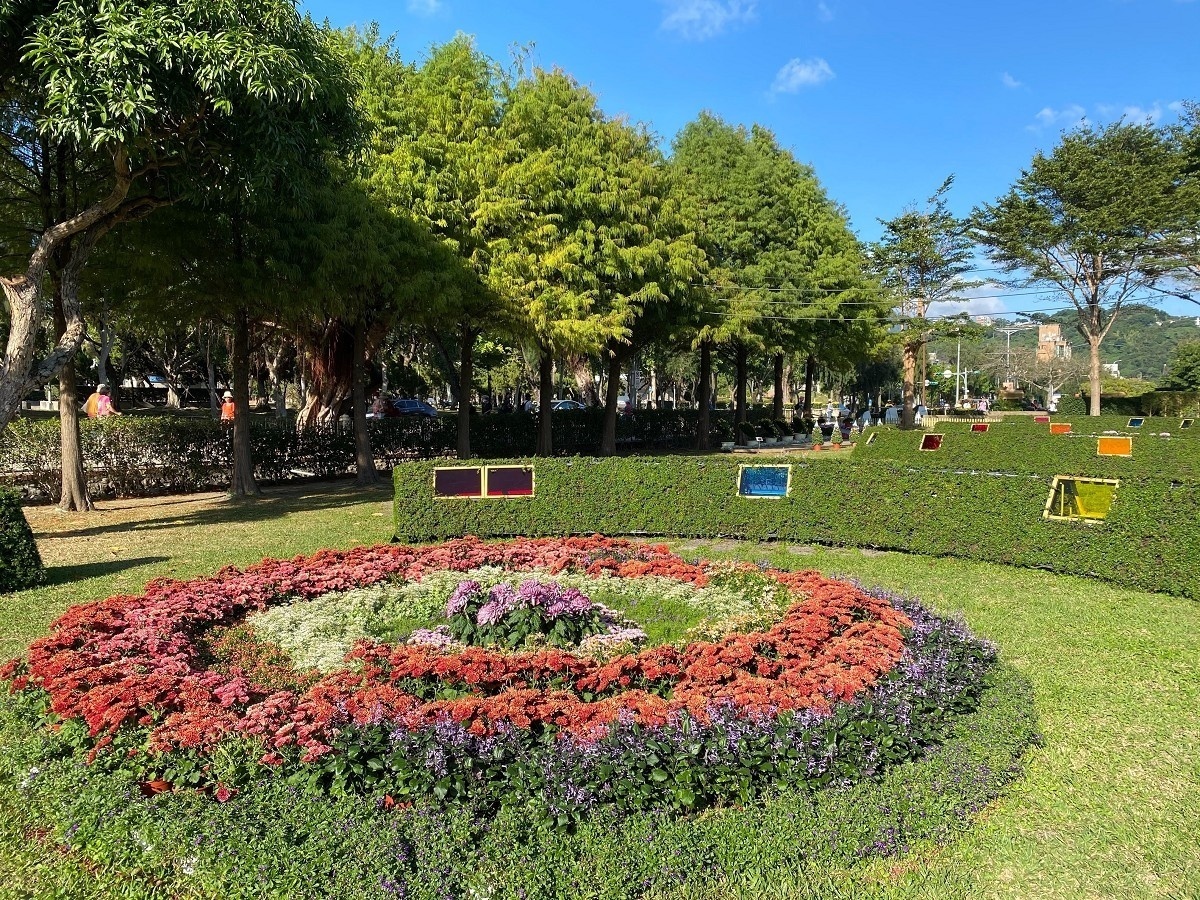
left=95, top=384, right=120, bottom=417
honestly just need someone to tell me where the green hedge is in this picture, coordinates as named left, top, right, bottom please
left=1059, top=391, right=1200, bottom=417
left=1, top=409, right=731, bottom=503
left=853, top=417, right=1199, bottom=480
left=393, top=454, right=1200, bottom=600
left=0, top=488, right=43, bottom=593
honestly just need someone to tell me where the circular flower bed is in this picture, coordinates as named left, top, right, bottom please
left=2, top=536, right=1002, bottom=823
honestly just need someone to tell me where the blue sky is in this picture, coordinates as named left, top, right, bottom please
left=302, top=0, right=1199, bottom=319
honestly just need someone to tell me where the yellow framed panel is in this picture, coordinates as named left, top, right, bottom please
left=865, top=432, right=878, bottom=445
left=1043, top=476, right=1119, bottom=523
left=737, top=464, right=792, bottom=499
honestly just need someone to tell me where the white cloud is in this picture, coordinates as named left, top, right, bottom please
left=1122, top=103, right=1164, bottom=123
left=816, top=1, right=834, bottom=21
left=1001, top=72, right=1022, bottom=89
left=407, top=0, right=442, bottom=14
left=928, top=295, right=1010, bottom=319
left=770, top=57, right=835, bottom=94
left=1030, top=104, right=1087, bottom=130
left=661, top=0, right=757, bottom=40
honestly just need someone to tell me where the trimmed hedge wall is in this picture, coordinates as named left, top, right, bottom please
left=1058, top=391, right=1200, bottom=417
left=393, top=454, right=1200, bottom=600
left=0, top=488, right=44, bottom=593
left=854, top=417, right=1199, bottom=480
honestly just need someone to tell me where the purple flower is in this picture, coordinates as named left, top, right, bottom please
left=446, top=580, right=481, bottom=617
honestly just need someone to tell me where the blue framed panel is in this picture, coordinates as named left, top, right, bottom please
left=737, top=464, right=792, bottom=498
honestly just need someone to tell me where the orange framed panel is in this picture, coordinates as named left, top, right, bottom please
left=1097, top=436, right=1133, bottom=457
left=1049, top=422, right=1072, bottom=435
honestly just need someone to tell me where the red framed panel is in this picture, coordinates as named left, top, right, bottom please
left=971, top=423, right=989, bottom=433
left=1034, top=415, right=1050, bottom=424
left=433, top=467, right=484, bottom=498
left=484, top=465, right=535, bottom=497
left=919, top=433, right=944, bottom=451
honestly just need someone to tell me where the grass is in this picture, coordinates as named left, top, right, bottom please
left=1, top=482, right=1198, bottom=899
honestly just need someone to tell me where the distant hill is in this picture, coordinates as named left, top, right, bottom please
left=931, top=304, right=1200, bottom=385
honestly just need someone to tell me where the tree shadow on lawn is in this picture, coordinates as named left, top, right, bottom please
left=45, top=556, right=171, bottom=586
left=41, top=481, right=394, bottom=541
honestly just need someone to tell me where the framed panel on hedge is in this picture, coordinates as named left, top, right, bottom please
left=971, top=423, right=989, bottom=433
left=1127, top=417, right=1145, bottom=428
left=737, top=464, right=791, bottom=498
left=433, top=467, right=484, bottom=498
left=483, top=465, right=535, bottom=498
left=1050, top=423, right=1072, bottom=435
left=1097, top=436, right=1133, bottom=457
left=919, top=433, right=944, bottom=451
left=1181, top=419, right=1194, bottom=430
left=1043, top=476, right=1119, bottom=523
left=1034, top=415, right=1050, bottom=424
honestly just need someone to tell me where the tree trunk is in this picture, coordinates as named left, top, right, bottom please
left=901, top=340, right=918, bottom=429
left=536, top=348, right=554, bottom=457
left=352, top=319, right=377, bottom=486
left=456, top=326, right=475, bottom=458
left=230, top=307, right=260, bottom=497
left=803, top=353, right=816, bottom=413
left=297, top=320, right=354, bottom=429
left=1088, top=339, right=1102, bottom=416
left=54, top=281, right=93, bottom=512
left=734, top=342, right=749, bottom=444
left=600, top=343, right=623, bottom=457
left=696, top=339, right=712, bottom=451
left=772, top=352, right=785, bottom=420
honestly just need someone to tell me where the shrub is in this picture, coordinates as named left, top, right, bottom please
left=392, top=454, right=1200, bottom=599
left=0, top=488, right=43, bottom=593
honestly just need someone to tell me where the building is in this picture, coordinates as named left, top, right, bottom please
left=1036, top=324, right=1072, bottom=363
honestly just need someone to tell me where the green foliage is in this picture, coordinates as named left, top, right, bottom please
left=1161, top=340, right=1200, bottom=390
left=392, top=445, right=1200, bottom=599
left=0, top=488, right=42, bottom=593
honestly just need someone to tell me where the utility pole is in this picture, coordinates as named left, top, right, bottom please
left=994, top=322, right=1037, bottom=387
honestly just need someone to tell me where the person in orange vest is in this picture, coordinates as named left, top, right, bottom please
left=220, top=390, right=236, bottom=424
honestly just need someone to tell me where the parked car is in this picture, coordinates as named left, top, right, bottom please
left=393, top=398, right=439, bottom=417
left=552, top=399, right=586, bottom=411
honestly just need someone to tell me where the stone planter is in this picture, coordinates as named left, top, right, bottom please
left=720, top=441, right=735, bottom=451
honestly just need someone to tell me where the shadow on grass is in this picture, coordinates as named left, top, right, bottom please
left=44, top=481, right=395, bottom=541
left=46, top=556, right=171, bottom=586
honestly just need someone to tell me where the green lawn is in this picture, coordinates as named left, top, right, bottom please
left=2, top=482, right=1198, bottom=899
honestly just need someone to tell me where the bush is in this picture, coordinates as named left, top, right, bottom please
left=0, top=488, right=43, bottom=593
left=1063, top=391, right=1200, bottom=417
left=393, top=453, right=1200, bottom=599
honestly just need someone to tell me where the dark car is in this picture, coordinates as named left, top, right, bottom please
left=393, top=398, right=439, bottom=417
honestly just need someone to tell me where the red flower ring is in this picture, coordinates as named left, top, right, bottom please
left=4, top=537, right=911, bottom=763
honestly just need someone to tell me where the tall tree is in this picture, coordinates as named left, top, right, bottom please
left=0, top=0, right=356, bottom=431
left=354, top=33, right=508, bottom=459
left=974, top=122, right=1189, bottom=415
left=873, top=177, right=978, bottom=428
